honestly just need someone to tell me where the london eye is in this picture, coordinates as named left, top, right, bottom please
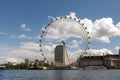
left=39, top=15, right=90, bottom=65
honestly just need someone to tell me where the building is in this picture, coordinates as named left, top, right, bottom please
left=78, top=54, right=120, bottom=69
left=105, top=54, right=120, bottom=69
left=79, top=56, right=105, bottom=67
left=54, top=45, right=69, bottom=66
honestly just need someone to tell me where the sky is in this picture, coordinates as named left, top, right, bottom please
left=0, top=0, right=120, bottom=63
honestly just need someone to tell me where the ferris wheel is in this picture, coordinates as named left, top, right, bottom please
left=39, top=15, right=90, bottom=63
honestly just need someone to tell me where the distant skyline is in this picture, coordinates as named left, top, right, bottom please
left=0, top=0, right=120, bottom=63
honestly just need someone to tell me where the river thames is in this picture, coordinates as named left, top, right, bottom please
left=0, top=70, right=120, bottom=80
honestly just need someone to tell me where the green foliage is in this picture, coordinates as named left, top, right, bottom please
left=29, top=63, right=33, bottom=68
left=5, top=61, right=51, bottom=69
left=44, top=63, right=49, bottom=67
left=33, top=62, right=39, bottom=68
left=39, top=62, right=42, bottom=66
left=19, top=63, right=26, bottom=69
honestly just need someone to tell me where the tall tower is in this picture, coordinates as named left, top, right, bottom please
left=54, top=44, right=69, bottom=66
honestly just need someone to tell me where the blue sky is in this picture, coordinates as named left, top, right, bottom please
left=0, top=0, right=120, bottom=63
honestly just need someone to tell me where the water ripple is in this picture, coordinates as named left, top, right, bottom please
left=0, top=70, right=120, bottom=80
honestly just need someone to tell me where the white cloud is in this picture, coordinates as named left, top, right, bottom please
left=11, top=34, right=32, bottom=39
left=0, top=49, right=41, bottom=64
left=18, top=34, right=32, bottom=39
left=18, top=34, right=27, bottom=38
left=115, top=46, right=120, bottom=51
left=86, top=48, right=113, bottom=56
left=0, top=44, right=10, bottom=50
left=116, top=22, right=120, bottom=29
left=48, top=16, right=55, bottom=20
left=69, top=12, right=76, bottom=18
left=20, top=24, right=31, bottom=32
left=67, top=40, right=82, bottom=50
left=44, top=18, right=86, bottom=41
left=81, top=17, right=120, bottom=43
left=45, top=12, right=120, bottom=44
left=0, top=32, right=8, bottom=35
left=0, top=42, right=42, bottom=64
left=34, top=35, right=40, bottom=39
left=19, top=42, right=39, bottom=51
left=0, top=32, right=32, bottom=40
left=71, top=40, right=79, bottom=48
left=0, top=42, right=115, bottom=64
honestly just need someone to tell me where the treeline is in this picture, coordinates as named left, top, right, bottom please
left=5, top=62, right=50, bottom=69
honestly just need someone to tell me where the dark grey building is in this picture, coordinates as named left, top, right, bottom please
left=54, top=45, right=69, bottom=66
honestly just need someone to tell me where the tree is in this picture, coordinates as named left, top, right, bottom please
left=44, top=63, right=49, bottom=67
left=19, top=63, right=26, bottom=69
left=33, top=62, right=39, bottom=68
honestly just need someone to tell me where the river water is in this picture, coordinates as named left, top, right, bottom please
left=0, top=70, right=120, bottom=80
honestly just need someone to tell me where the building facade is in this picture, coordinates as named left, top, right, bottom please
left=78, top=54, right=120, bottom=69
left=54, top=45, right=69, bottom=66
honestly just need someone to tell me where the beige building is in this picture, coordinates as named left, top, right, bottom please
left=105, top=54, right=120, bottom=69
left=78, top=54, right=120, bottom=69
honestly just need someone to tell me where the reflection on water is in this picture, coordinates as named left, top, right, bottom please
left=0, top=70, right=120, bottom=80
